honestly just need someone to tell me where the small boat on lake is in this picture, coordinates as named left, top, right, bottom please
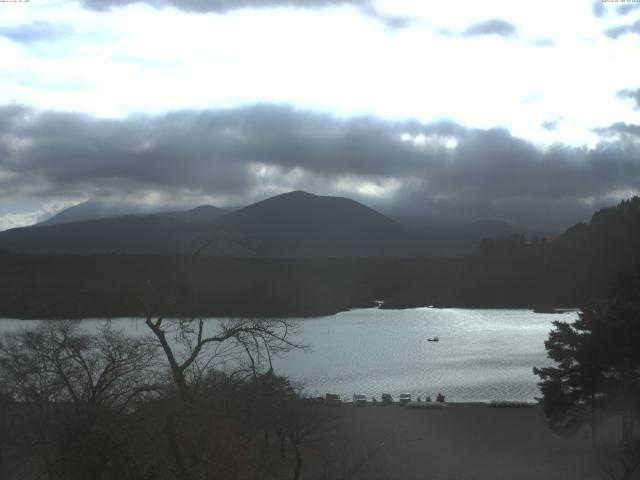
left=427, top=336, right=439, bottom=342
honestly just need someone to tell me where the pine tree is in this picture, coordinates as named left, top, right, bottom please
left=534, top=298, right=640, bottom=443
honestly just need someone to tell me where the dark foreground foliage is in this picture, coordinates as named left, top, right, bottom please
left=535, top=299, right=640, bottom=441
left=535, top=298, right=640, bottom=479
left=0, top=320, right=367, bottom=480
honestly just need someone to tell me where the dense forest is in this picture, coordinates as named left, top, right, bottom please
left=2, top=197, right=639, bottom=319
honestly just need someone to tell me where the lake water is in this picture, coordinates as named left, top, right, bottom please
left=0, top=307, right=577, bottom=402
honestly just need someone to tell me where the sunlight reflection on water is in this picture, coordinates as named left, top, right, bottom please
left=0, top=307, right=577, bottom=402
left=271, top=307, right=577, bottom=402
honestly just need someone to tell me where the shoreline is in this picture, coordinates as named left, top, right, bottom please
left=332, top=400, right=537, bottom=407
left=0, top=305, right=580, bottom=321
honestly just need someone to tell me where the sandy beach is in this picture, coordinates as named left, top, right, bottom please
left=300, top=403, right=601, bottom=480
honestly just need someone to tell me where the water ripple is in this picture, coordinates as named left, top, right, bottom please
left=0, top=308, right=575, bottom=402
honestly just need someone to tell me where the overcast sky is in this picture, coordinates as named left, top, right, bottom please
left=1, top=0, right=639, bottom=231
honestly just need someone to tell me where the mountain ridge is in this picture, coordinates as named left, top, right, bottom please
left=200, top=190, right=427, bottom=257
left=1, top=191, right=554, bottom=257
left=0, top=191, right=427, bottom=257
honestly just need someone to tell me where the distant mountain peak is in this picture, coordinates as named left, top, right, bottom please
left=203, top=190, right=423, bottom=257
left=189, top=205, right=218, bottom=212
left=269, top=190, right=320, bottom=200
left=261, top=190, right=358, bottom=205
left=39, top=198, right=136, bottom=226
left=2, top=190, right=567, bottom=257
left=282, top=190, right=314, bottom=197
left=39, top=199, right=228, bottom=227
left=273, top=190, right=352, bottom=200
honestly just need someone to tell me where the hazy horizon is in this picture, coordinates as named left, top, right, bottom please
left=23, top=189, right=572, bottom=233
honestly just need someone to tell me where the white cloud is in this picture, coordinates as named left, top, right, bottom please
left=0, top=0, right=636, bottom=148
left=0, top=200, right=78, bottom=231
left=0, top=211, right=41, bottom=231
left=0, top=0, right=639, bottom=227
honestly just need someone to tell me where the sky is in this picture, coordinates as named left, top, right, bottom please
left=0, top=0, right=639, bottom=231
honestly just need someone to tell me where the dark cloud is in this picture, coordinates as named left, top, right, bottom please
left=462, top=19, right=518, bottom=38
left=541, top=119, right=560, bottom=131
left=444, top=19, right=547, bottom=45
left=79, top=0, right=411, bottom=30
left=80, top=0, right=369, bottom=13
left=594, top=122, right=640, bottom=138
left=1, top=104, right=639, bottom=231
left=0, top=22, right=72, bottom=44
left=617, top=3, right=640, bottom=15
left=593, top=0, right=640, bottom=17
left=592, top=0, right=605, bottom=18
left=617, top=88, right=640, bottom=109
left=604, top=19, right=640, bottom=38
left=357, top=4, right=414, bottom=29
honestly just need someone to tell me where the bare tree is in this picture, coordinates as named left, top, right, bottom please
left=5, top=321, right=159, bottom=409
left=139, top=316, right=306, bottom=480
left=0, top=321, right=159, bottom=480
left=144, top=316, right=306, bottom=403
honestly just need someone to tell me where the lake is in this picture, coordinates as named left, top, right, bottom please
left=0, top=307, right=577, bottom=402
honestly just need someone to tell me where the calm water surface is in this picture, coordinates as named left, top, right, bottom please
left=0, top=307, right=577, bottom=402
left=272, top=307, right=577, bottom=402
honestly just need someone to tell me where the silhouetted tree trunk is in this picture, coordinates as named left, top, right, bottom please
left=145, top=318, right=191, bottom=402
left=277, top=429, right=286, bottom=458
left=293, top=447, right=302, bottom=480
left=145, top=316, right=305, bottom=404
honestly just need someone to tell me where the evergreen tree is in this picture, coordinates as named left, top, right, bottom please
left=534, top=298, right=640, bottom=443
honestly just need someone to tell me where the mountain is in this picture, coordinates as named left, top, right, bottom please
left=7, top=203, right=233, bottom=255
left=40, top=199, right=153, bottom=226
left=201, top=191, right=428, bottom=257
left=0, top=190, right=562, bottom=258
left=0, top=215, right=199, bottom=254
left=3, top=197, right=640, bottom=319
left=0, top=191, right=429, bottom=257
left=40, top=200, right=231, bottom=227
left=154, top=205, right=232, bottom=224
